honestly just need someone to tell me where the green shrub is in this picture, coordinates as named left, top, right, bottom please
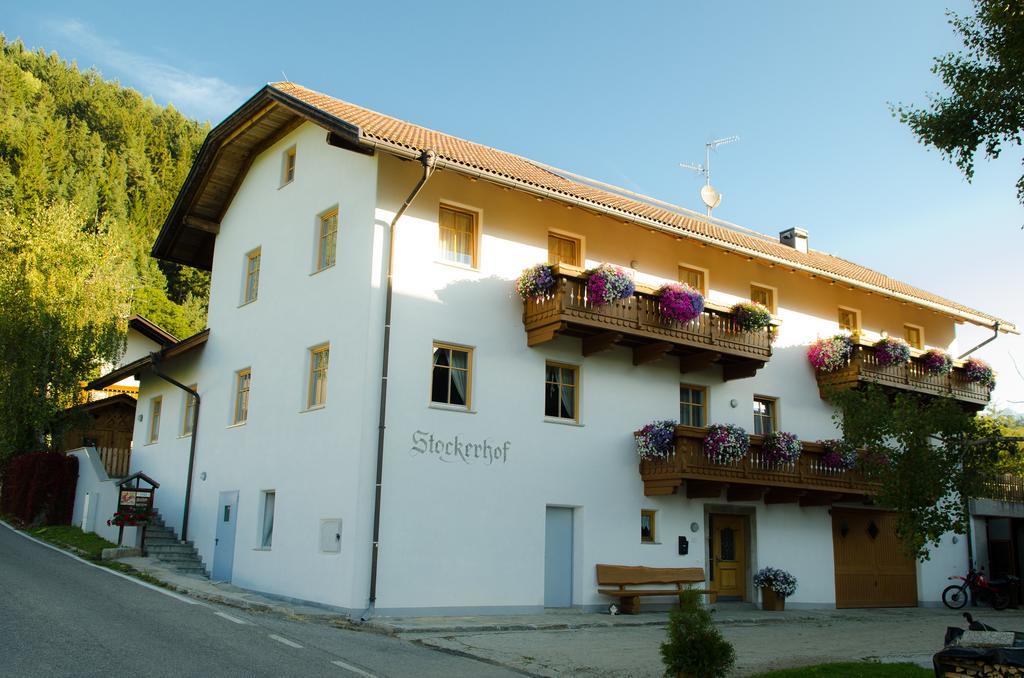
left=660, top=587, right=735, bottom=678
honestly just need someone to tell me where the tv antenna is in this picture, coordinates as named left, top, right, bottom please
left=680, top=135, right=740, bottom=217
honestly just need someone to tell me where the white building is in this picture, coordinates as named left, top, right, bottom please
left=90, top=83, right=1016, bottom=616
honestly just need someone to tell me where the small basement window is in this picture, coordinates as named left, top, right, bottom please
left=260, top=491, right=276, bottom=549
left=641, top=510, right=656, bottom=543
left=281, top=146, right=296, bottom=186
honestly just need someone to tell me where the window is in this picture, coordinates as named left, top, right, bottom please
left=545, top=362, right=579, bottom=422
left=243, top=248, right=261, bottom=304
left=641, top=510, right=657, bottom=543
left=904, top=324, right=923, bottom=349
left=182, top=386, right=197, bottom=436
left=260, top=491, right=276, bottom=549
left=431, top=343, right=472, bottom=408
left=753, top=396, right=777, bottom=435
left=148, top=397, right=162, bottom=443
left=438, top=205, right=477, bottom=267
left=234, top=369, right=251, bottom=424
left=679, top=265, right=708, bottom=296
left=679, top=384, right=707, bottom=427
left=548, top=232, right=581, bottom=267
left=308, top=345, right=329, bottom=409
left=750, top=284, right=776, bottom=314
left=316, top=209, right=338, bottom=271
left=838, top=307, right=860, bottom=333
left=281, top=147, right=296, bottom=186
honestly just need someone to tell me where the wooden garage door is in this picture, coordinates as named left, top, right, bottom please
left=832, top=510, right=917, bottom=608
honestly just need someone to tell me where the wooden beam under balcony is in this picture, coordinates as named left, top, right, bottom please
left=582, top=331, right=622, bottom=357
left=686, top=480, right=724, bottom=499
left=726, top=484, right=766, bottom=502
left=633, top=341, right=673, bottom=366
left=521, top=268, right=772, bottom=380
left=764, top=488, right=804, bottom=504
left=799, top=492, right=843, bottom=507
left=680, top=351, right=721, bottom=374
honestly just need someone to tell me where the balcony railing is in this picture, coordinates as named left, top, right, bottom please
left=982, top=474, right=1024, bottom=504
left=814, top=343, right=992, bottom=409
left=639, top=425, right=878, bottom=502
left=98, top=447, right=132, bottom=478
left=523, top=268, right=772, bottom=377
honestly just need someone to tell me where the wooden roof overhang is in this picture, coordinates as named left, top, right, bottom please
left=128, top=315, right=178, bottom=347
left=151, top=86, right=371, bottom=270
left=88, top=329, right=210, bottom=390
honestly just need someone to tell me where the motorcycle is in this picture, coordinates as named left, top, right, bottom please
left=942, top=567, right=1019, bottom=611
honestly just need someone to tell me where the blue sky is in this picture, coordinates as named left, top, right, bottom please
left=6, top=0, right=1023, bottom=411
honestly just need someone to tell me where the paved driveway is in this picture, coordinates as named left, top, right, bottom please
left=0, top=524, right=519, bottom=678
left=395, top=606, right=1024, bottom=677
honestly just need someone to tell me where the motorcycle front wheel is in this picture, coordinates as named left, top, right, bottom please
left=943, top=584, right=969, bottom=609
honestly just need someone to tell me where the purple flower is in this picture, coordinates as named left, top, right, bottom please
left=807, top=335, right=853, bottom=372
left=704, top=423, right=749, bottom=464
left=586, top=265, right=635, bottom=305
left=657, top=283, right=705, bottom=324
left=761, top=431, right=802, bottom=465
left=921, top=349, right=953, bottom=375
left=515, top=263, right=556, bottom=299
left=819, top=439, right=856, bottom=471
left=964, top=357, right=995, bottom=387
left=873, top=336, right=911, bottom=367
left=635, top=420, right=677, bottom=459
left=731, top=302, right=773, bottom=333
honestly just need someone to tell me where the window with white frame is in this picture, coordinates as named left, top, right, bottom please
left=316, top=209, right=338, bottom=272
left=308, top=344, right=329, bottom=409
left=182, top=386, right=197, bottom=436
left=148, top=397, right=162, bottom=443
left=260, top=490, right=276, bottom=549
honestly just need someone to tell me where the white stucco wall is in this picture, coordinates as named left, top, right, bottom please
left=68, top=447, right=135, bottom=546
left=123, top=122, right=974, bottom=614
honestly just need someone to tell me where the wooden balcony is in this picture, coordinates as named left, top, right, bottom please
left=814, top=343, right=992, bottom=410
left=523, top=268, right=773, bottom=379
left=982, top=475, right=1024, bottom=504
left=640, top=425, right=878, bottom=504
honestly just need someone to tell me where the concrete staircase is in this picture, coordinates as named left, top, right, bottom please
left=143, top=512, right=208, bottom=577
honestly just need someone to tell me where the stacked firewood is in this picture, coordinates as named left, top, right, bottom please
left=942, top=658, right=1023, bottom=675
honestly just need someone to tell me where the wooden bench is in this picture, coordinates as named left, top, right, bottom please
left=596, top=564, right=717, bottom=614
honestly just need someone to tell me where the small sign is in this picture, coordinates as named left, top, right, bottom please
left=411, top=431, right=510, bottom=465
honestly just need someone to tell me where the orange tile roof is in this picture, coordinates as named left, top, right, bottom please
left=271, top=82, right=1014, bottom=331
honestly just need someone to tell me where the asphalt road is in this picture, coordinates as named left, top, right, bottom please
left=0, top=524, right=520, bottom=678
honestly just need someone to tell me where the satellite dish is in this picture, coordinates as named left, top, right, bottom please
left=700, top=184, right=722, bottom=210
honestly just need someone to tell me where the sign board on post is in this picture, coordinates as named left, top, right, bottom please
left=113, top=472, right=160, bottom=548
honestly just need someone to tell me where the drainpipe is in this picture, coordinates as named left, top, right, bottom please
left=150, top=356, right=201, bottom=543
left=959, top=322, right=1000, bottom=360
left=364, top=149, right=437, bottom=620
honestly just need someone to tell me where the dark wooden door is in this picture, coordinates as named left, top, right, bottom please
left=832, top=510, right=917, bottom=608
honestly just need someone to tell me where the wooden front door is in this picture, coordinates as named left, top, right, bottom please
left=832, top=510, right=917, bottom=608
left=710, top=514, right=747, bottom=600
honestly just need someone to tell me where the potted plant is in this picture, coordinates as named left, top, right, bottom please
left=660, top=587, right=736, bottom=678
left=806, top=334, right=853, bottom=372
left=656, top=283, right=704, bottom=324
left=761, top=431, right=802, bottom=466
left=703, top=424, right=749, bottom=464
left=731, top=301, right=773, bottom=333
left=635, top=420, right=677, bottom=460
left=921, top=348, right=953, bottom=375
left=819, top=439, right=857, bottom=471
left=873, top=336, right=911, bottom=366
left=964, top=357, right=996, bottom=387
left=753, top=567, right=797, bottom=611
left=515, top=263, right=556, bottom=300
left=585, top=264, right=635, bottom=305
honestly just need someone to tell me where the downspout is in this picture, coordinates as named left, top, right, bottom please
left=150, top=355, right=201, bottom=543
left=364, top=149, right=437, bottom=620
left=959, top=322, right=1000, bottom=360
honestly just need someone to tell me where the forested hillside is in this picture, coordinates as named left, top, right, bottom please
left=0, top=36, right=209, bottom=336
left=0, top=37, right=211, bottom=459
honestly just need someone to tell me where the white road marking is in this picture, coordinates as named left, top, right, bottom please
left=0, top=520, right=202, bottom=606
left=269, top=634, right=303, bottom=649
left=214, top=611, right=248, bottom=624
left=331, top=659, right=379, bottom=677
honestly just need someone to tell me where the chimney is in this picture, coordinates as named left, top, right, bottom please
left=779, top=227, right=808, bottom=253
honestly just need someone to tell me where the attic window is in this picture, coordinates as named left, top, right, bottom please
left=281, top=146, right=296, bottom=186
